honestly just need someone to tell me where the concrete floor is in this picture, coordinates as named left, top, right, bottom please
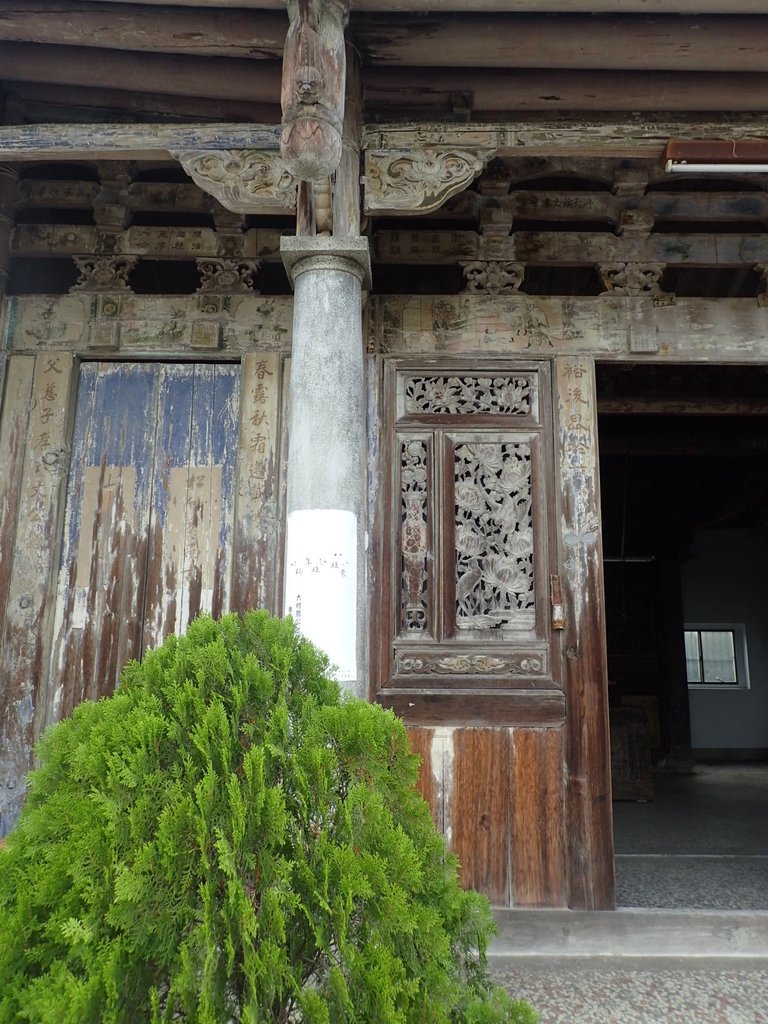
left=613, top=763, right=768, bottom=910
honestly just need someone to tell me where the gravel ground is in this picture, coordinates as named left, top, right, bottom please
left=489, top=959, right=768, bottom=1024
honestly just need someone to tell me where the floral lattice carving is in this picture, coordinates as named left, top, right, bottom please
left=71, top=256, right=137, bottom=292
left=400, top=439, right=430, bottom=632
left=453, top=441, right=534, bottom=630
left=404, top=375, right=532, bottom=417
left=598, top=262, right=667, bottom=296
left=460, top=260, right=525, bottom=295
left=196, top=258, right=261, bottom=294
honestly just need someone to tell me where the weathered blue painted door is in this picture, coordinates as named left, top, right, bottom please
left=47, top=361, right=240, bottom=725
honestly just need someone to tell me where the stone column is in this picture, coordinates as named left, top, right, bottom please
left=281, top=235, right=371, bottom=697
left=0, top=165, right=20, bottom=299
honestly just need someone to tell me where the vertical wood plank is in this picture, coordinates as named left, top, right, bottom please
left=555, top=354, right=615, bottom=910
left=0, top=355, right=34, bottom=640
left=0, top=351, right=75, bottom=834
left=451, top=727, right=510, bottom=906
left=406, top=726, right=439, bottom=827
left=143, top=363, right=195, bottom=650
left=231, top=351, right=281, bottom=614
left=510, top=727, right=567, bottom=907
left=49, top=362, right=159, bottom=720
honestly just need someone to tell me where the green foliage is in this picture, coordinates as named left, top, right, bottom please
left=0, top=612, right=536, bottom=1024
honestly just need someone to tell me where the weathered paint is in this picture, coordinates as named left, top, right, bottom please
left=0, top=352, right=74, bottom=835
left=48, top=360, right=241, bottom=727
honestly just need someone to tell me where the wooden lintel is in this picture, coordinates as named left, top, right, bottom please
left=0, top=123, right=280, bottom=162
left=363, top=118, right=768, bottom=159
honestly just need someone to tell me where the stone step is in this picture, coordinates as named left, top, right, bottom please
left=490, top=907, right=768, bottom=960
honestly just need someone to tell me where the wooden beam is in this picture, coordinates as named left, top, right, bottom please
left=367, top=294, right=768, bottom=363
left=0, top=122, right=280, bottom=162
left=354, top=15, right=768, bottom=73
left=0, top=43, right=282, bottom=105
left=65, top=1, right=768, bottom=12
left=364, top=68, right=768, bottom=113
left=598, top=397, right=768, bottom=415
left=6, top=82, right=280, bottom=125
left=364, top=117, right=768, bottom=159
left=0, top=3, right=286, bottom=59
left=373, top=229, right=768, bottom=266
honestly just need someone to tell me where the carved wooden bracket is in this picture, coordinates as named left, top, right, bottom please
left=364, top=148, right=494, bottom=215
left=173, top=150, right=297, bottom=214
left=598, top=261, right=670, bottom=298
left=460, top=260, right=525, bottom=296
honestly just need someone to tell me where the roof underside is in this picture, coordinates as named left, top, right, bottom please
left=3, top=2, right=768, bottom=126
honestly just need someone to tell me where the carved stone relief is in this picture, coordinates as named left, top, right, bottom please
left=196, top=258, right=261, bottom=294
left=404, top=374, right=532, bottom=417
left=453, top=441, right=535, bottom=631
left=460, top=260, right=525, bottom=296
left=70, top=255, right=137, bottom=292
left=364, top=148, right=493, bottom=215
left=173, top=150, right=297, bottom=214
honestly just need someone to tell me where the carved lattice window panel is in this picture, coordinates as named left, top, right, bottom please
left=376, top=363, right=559, bottom=697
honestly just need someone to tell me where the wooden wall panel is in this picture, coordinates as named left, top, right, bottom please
left=555, top=355, right=615, bottom=910
left=0, top=352, right=74, bottom=833
left=231, top=351, right=282, bottom=614
left=451, top=728, right=510, bottom=906
left=510, top=727, right=567, bottom=906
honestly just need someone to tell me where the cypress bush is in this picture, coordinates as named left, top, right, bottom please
left=0, top=611, right=536, bottom=1024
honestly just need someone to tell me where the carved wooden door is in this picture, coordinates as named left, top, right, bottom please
left=373, top=359, right=564, bottom=727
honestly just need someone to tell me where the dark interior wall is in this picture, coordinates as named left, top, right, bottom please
left=681, top=528, right=768, bottom=752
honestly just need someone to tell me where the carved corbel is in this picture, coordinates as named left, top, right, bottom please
left=280, top=0, right=348, bottom=183
left=196, top=258, right=261, bottom=295
left=598, top=262, right=673, bottom=303
left=173, top=150, right=297, bottom=214
left=70, top=255, right=137, bottom=293
left=460, top=260, right=525, bottom=296
left=364, top=148, right=494, bottom=215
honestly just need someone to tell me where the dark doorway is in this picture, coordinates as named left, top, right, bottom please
left=596, top=362, right=768, bottom=909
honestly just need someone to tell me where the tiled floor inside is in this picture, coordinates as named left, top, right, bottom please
left=613, top=763, right=768, bottom=910
left=492, top=764, right=768, bottom=1023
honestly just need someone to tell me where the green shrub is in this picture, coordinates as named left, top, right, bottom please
left=0, top=612, right=536, bottom=1024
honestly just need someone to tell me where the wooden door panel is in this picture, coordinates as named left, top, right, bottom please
left=374, top=360, right=563, bottom=724
left=49, top=360, right=242, bottom=720
left=49, top=362, right=158, bottom=719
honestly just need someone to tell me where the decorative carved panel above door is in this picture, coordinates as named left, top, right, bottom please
left=373, top=360, right=563, bottom=725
